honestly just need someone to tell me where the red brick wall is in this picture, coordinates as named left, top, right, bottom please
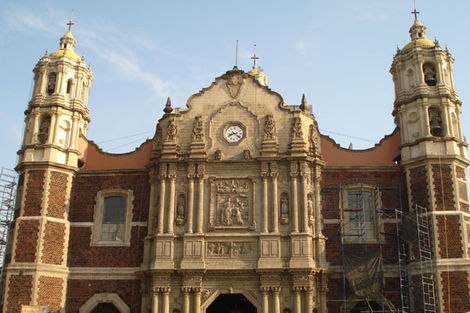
left=69, top=174, right=149, bottom=222
left=37, top=276, right=64, bottom=313
left=41, top=221, right=66, bottom=265
left=436, top=215, right=463, bottom=258
left=67, top=226, right=146, bottom=267
left=441, top=271, right=470, bottom=313
left=6, top=274, right=33, bottom=313
left=47, top=171, right=68, bottom=219
left=24, top=170, right=45, bottom=216
left=66, top=279, right=141, bottom=313
left=432, top=164, right=455, bottom=211
left=409, top=166, right=429, bottom=209
left=15, top=220, right=40, bottom=262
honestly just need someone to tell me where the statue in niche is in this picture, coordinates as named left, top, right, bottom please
left=291, top=117, right=303, bottom=139
left=192, top=115, right=204, bottom=141
left=37, top=115, right=51, bottom=144
left=280, top=193, right=289, bottom=224
left=243, top=150, right=251, bottom=160
left=264, top=114, right=277, bottom=140
left=165, top=118, right=178, bottom=141
left=214, top=150, right=222, bottom=160
left=176, top=194, right=185, bottom=225
left=309, top=124, right=320, bottom=154
left=307, top=194, right=314, bottom=226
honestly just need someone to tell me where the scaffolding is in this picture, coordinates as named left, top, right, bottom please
left=335, top=183, right=437, bottom=313
left=0, top=168, right=17, bottom=278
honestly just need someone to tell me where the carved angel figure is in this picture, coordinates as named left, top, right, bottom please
left=166, top=118, right=178, bottom=141
left=264, top=114, right=277, bottom=140
left=291, top=117, right=303, bottom=139
left=192, top=115, right=204, bottom=141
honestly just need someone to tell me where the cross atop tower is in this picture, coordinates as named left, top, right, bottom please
left=411, top=0, right=420, bottom=21
left=251, top=44, right=259, bottom=69
left=67, top=10, right=74, bottom=31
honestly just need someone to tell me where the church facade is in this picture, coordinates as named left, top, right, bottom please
left=2, top=16, right=470, bottom=313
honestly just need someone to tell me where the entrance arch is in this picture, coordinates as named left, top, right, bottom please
left=206, top=294, right=256, bottom=313
left=79, top=293, right=130, bottom=313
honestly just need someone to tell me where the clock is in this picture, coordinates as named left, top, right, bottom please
left=225, top=125, right=244, bottom=143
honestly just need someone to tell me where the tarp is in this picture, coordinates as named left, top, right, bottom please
left=344, top=250, right=383, bottom=297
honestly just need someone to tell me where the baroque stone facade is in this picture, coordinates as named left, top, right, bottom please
left=2, top=16, right=470, bottom=313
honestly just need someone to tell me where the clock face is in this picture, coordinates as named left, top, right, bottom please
left=225, top=125, right=244, bottom=143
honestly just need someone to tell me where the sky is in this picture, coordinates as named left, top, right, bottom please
left=1, top=0, right=470, bottom=171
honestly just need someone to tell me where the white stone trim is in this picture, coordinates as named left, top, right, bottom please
left=79, top=293, right=130, bottom=313
left=91, top=189, right=134, bottom=247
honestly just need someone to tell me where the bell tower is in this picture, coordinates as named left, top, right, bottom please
left=391, top=14, right=470, bottom=313
left=2, top=20, right=93, bottom=313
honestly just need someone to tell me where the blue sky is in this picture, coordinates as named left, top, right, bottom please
left=1, top=1, right=470, bottom=170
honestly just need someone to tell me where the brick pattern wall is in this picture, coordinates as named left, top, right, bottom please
left=15, top=220, right=40, bottom=262
left=69, top=174, right=149, bottom=222
left=6, top=274, right=33, bottom=313
left=436, top=215, right=463, bottom=258
left=41, top=221, right=66, bottom=265
left=37, top=276, right=64, bottom=313
left=460, top=202, right=470, bottom=214
left=432, top=164, right=455, bottom=211
left=410, top=274, right=425, bottom=312
left=24, top=170, right=45, bottom=216
left=409, top=166, right=429, bottom=209
left=47, top=171, right=68, bottom=219
left=441, top=271, right=470, bottom=313
left=66, top=279, right=141, bottom=313
left=68, top=226, right=146, bottom=267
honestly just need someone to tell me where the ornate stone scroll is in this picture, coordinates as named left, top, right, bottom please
left=226, top=74, right=243, bottom=98
left=208, top=178, right=256, bottom=230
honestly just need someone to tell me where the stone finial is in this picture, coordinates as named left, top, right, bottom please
left=164, top=97, right=173, bottom=114
left=300, top=94, right=311, bottom=112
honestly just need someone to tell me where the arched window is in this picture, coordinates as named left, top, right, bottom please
left=66, top=79, right=73, bottom=95
left=47, top=73, right=57, bottom=95
left=428, top=107, right=443, bottom=137
left=423, top=62, right=437, bottom=86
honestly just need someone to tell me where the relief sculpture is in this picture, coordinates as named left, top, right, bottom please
left=207, top=241, right=253, bottom=257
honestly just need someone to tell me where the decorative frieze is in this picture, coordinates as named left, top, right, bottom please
left=206, top=241, right=254, bottom=258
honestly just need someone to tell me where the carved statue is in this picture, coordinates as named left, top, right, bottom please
left=307, top=194, right=314, bottom=226
left=291, top=117, right=303, bottom=139
left=221, top=196, right=245, bottom=226
left=280, top=194, right=289, bottom=224
left=222, top=197, right=234, bottom=226
left=37, top=115, right=51, bottom=144
left=226, top=74, right=243, bottom=98
left=243, top=149, right=251, bottom=160
left=264, top=114, right=277, bottom=140
left=192, top=115, right=204, bottom=141
left=165, top=118, right=178, bottom=141
left=214, top=150, right=222, bottom=160
left=176, top=194, right=185, bottom=225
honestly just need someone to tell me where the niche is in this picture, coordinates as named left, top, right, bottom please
left=423, top=63, right=437, bottom=86
left=66, top=79, right=73, bottom=95
left=428, top=107, right=443, bottom=137
left=176, top=193, right=186, bottom=225
left=38, top=115, right=51, bottom=144
left=47, top=73, right=57, bottom=95
left=280, top=192, right=289, bottom=225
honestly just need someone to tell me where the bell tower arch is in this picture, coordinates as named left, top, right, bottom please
left=2, top=20, right=93, bottom=313
left=391, top=14, right=470, bottom=312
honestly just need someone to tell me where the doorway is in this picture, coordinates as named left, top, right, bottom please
left=206, top=294, right=257, bottom=313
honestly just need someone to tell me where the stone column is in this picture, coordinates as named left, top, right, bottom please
left=182, top=288, right=190, bottom=313
left=194, top=288, right=201, bottom=313
left=152, top=289, right=159, bottom=313
left=157, top=167, right=166, bottom=234
left=69, top=114, right=79, bottom=149
left=261, top=162, right=269, bottom=233
left=305, top=289, right=313, bottom=313
left=196, top=165, right=205, bottom=233
left=272, top=288, right=280, bottom=313
left=187, top=175, right=195, bottom=233
left=293, top=289, right=301, bottom=313
left=39, top=70, right=47, bottom=96
left=167, top=167, right=176, bottom=234
left=31, top=111, right=40, bottom=144
left=57, top=68, right=64, bottom=94
left=290, top=163, right=299, bottom=233
left=301, top=167, right=309, bottom=233
left=271, top=167, right=279, bottom=233
left=261, top=288, right=269, bottom=313
left=47, top=111, right=57, bottom=144
left=162, top=288, right=170, bottom=313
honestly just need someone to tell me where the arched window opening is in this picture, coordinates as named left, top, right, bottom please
left=47, top=73, right=57, bottom=95
left=66, top=79, right=73, bottom=95
left=423, top=63, right=437, bottom=86
left=428, top=107, right=443, bottom=137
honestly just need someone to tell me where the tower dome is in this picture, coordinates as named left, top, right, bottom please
left=49, top=29, right=81, bottom=61
left=402, top=19, right=435, bottom=51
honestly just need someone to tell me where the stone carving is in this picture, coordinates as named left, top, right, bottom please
left=280, top=193, right=289, bottom=224
left=207, top=241, right=253, bottom=257
left=192, top=115, right=204, bottom=141
left=166, top=118, right=178, bottom=141
left=209, top=178, right=254, bottom=230
left=291, top=117, right=303, bottom=140
left=307, top=193, right=314, bottom=226
left=38, top=115, right=51, bottom=144
left=261, top=162, right=269, bottom=177
left=243, top=150, right=251, bottom=160
left=264, top=114, right=277, bottom=140
left=226, top=74, right=243, bottom=98
left=309, top=124, right=320, bottom=154
left=214, top=150, right=222, bottom=160
left=201, top=289, right=215, bottom=304
left=290, top=162, right=299, bottom=177
left=176, top=194, right=185, bottom=225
